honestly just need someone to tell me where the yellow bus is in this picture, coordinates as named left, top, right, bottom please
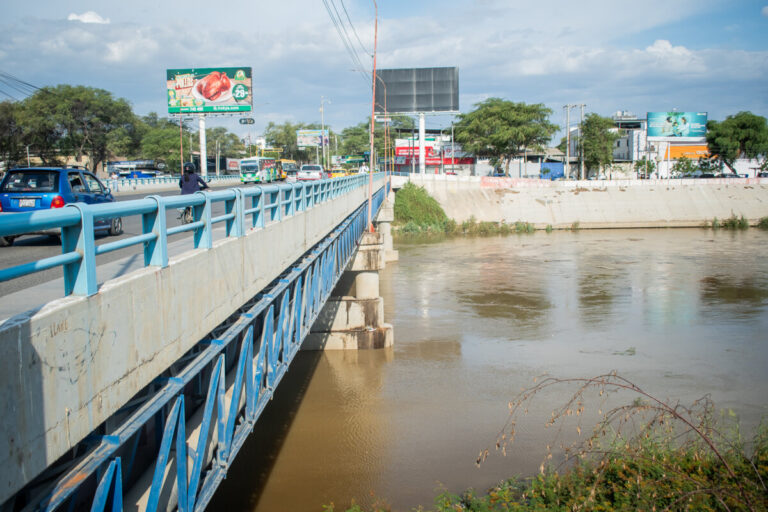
left=278, top=159, right=298, bottom=181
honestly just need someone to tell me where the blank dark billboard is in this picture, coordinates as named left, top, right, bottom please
left=374, top=67, right=459, bottom=114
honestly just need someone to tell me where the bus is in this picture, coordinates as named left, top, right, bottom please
left=107, top=160, right=164, bottom=179
left=278, top=159, right=299, bottom=181
left=239, top=157, right=277, bottom=184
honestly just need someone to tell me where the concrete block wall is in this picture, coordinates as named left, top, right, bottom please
left=394, top=175, right=768, bottom=228
left=0, top=183, right=377, bottom=505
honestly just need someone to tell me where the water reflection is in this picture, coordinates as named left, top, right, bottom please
left=700, top=276, right=768, bottom=319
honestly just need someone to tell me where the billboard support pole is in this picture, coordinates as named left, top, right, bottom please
left=199, top=115, right=207, bottom=177
left=418, top=113, right=425, bottom=174
left=179, top=116, right=184, bottom=174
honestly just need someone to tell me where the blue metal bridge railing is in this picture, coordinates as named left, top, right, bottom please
left=17, top=179, right=388, bottom=511
left=0, top=174, right=380, bottom=297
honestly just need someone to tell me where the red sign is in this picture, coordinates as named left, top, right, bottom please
left=395, top=146, right=434, bottom=157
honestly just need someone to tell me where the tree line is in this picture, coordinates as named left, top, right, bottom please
left=0, top=84, right=416, bottom=175
left=1, top=85, right=765, bottom=177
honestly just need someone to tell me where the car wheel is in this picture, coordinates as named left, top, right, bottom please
left=109, top=217, right=123, bottom=236
left=0, top=236, right=15, bottom=247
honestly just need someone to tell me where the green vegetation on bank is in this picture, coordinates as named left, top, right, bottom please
left=327, top=425, right=768, bottom=511
left=712, top=214, right=750, bottom=230
left=758, top=217, right=768, bottom=229
left=326, top=374, right=768, bottom=512
left=393, top=183, right=535, bottom=236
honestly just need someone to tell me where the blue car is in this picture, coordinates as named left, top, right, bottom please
left=0, top=167, right=123, bottom=246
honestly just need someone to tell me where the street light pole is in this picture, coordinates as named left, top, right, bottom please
left=367, top=0, right=378, bottom=232
left=320, top=96, right=331, bottom=169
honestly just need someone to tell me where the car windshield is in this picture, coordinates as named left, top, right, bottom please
left=241, top=163, right=259, bottom=172
left=284, top=164, right=299, bottom=172
left=1, top=171, right=59, bottom=193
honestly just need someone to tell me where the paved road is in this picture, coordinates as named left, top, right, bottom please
left=0, top=182, right=240, bottom=298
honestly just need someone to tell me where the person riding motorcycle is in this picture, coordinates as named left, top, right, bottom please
left=179, top=162, right=209, bottom=194
left=178, top=163, right=209, bottom=223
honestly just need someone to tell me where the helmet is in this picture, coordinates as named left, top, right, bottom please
left=183, top=162, right=196, bottom=173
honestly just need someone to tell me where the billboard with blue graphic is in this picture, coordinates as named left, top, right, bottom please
left=647, top=112, right=707, bottom=138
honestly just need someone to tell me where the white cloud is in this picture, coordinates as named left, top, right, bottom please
left=67, top=11, right=110, bottom=24
left=762, top=6, right=768, bottom=17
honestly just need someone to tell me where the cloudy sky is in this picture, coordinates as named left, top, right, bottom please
left=1, top=0, right=767, bottom=140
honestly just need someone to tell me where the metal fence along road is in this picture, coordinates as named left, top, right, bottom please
left=5, top=176, right=388, bottom=511
left=0, top=174, right=381, bottom=298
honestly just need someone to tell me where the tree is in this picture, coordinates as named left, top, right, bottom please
left=140, top=124, right=184, bottom=173
left=263, top=121, right=324, bottom=162
left=19, top=85, right=136, bottom=173
left=454, top=98, right=558, bottom=176
left=634, top=157, right=656, bottom=179
left=0, top=101, right=24, bottom=168
left=671, top=157, right=697, bottom=177
left=706, top=112, right=768, bottom=173
left=580, top=113, right=619, bottom=177
left=206, top=126, right=245, bottom=158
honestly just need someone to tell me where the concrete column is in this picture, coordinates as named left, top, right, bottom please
left=419, top=113, right=426, bottom=175
left=304, top=229, right=393, bottom=350
left=374, top=191, right=399, bottom=263
left=355, top=271, right=379, bottom=299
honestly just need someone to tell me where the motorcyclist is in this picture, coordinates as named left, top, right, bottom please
left=179, top=162, right=209, bottom=194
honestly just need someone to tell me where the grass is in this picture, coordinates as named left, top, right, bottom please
left=712, top=214, right=749, bottom=230
left=326, top=373, right=768, bottom=512
left=393, top=183, right=536, bottom=238
left=758, top=217, right=768, bottom=229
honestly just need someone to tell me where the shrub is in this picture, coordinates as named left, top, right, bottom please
left=758, top=217, right=768, bottom=229
left=393, top=182, right=448, bottom=226
left=720, top=214, right=749, bottom=230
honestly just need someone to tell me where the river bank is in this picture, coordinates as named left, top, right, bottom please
left=392, top=175, right=768, bottom=229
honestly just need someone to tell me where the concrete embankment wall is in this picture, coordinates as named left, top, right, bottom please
left=395, top=175, right=768, bottom=228
left=0, top=182, right=376, bottom=505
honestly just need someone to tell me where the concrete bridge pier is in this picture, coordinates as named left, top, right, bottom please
left=304, top=229, right=394, bottom=350
left=376, top=191, right=399, bottom=263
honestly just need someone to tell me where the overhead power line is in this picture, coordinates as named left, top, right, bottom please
left=0, top=71, right=43, bottom=101
left=322, top=0, right=371, bottom=85
left=339, top=0, right=371, bottom=57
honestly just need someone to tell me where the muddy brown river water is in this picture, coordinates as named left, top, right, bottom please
left=210, top=228, right=768, bottom=511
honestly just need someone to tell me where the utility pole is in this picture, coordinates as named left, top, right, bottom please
left=564, top=105, right=572, bottom=180
left=367, top=0, right=378, bottom=232
left=563, top=104, right=585, bottom=180
left=320, top=96, right=331, bottom=169
left=579, top=104, right=586, bottom=180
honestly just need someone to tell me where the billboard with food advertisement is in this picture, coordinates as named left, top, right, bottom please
left=647, top=112, right=707, bottom=139
left=167, top=67, right=252, bottom=113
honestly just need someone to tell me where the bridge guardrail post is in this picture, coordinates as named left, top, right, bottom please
left=144, top=195, right=168, bottom=267
left=62, top=203, right=98, bottom=296
left=274, top=188, right=283, bottom=222
left=232, top=189, right=245, bottom=237
left=194, top=191, right=213, bottom=249
left=283, top=186, right=294, bottom=218
left=224, top=190, right=238, bottom=237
